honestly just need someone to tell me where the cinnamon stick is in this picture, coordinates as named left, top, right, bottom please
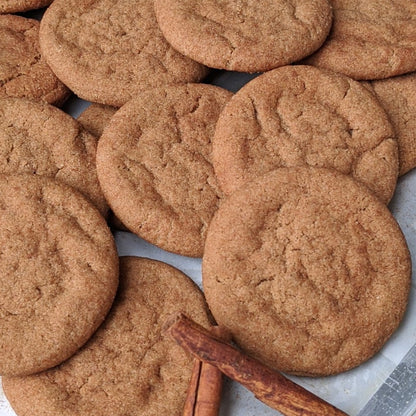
left=183, top=359, right=203, bottom=416
left=183, top=327, right=227, bottom=416
left=166, top=313, right=349, bottom=416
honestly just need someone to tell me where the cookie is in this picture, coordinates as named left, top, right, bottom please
left=366, top=73, right=416, bottom=176
left=39, top=0, right=208, bottom=107
left=77, top=103, right=117, bottom=138
left=0, top=173, right=118, bottom=376
left=0, top=97, right=108, bottom=216
left=202, top=167, right=411, bottom=376
left=213, top=65, right=398, bottom=204
left=0, top=0, right=52, bottom=13
left=154, top=0, right=333, bottom=73
left=96, top=83, right=232, bottom=257
left=304, top=0, right=416, bottom=80
left=0, top=15, right=69, bottom=106
left=3, top=256, right=212, bottom=415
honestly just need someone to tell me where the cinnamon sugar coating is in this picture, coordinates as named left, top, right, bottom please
left=39, top=0, right=208, bottom=106
left=0, top=174, right=118, bottom=376
left=203, top=167, right=410, bottom=376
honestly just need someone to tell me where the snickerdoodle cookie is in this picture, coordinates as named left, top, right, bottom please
left=0, top=174, right=118, bottom=376
left=305, top=0, right=416, bottom=80
left=154, top=0, right=332, bottom=73
left=96, top=83, right=232, bottom=257
left=202, top=167, right=411, bottom=376
left=213, top=65, right=398, bottom=203
left=39, top=0, right=208, bottom=106
left=0, top=15, right=69, bottom=105
left=3, top=257, right=211, bottom=416
left=0, top=97, right=108, bottom=216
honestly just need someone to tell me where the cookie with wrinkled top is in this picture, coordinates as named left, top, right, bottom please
left=202, top=167, right=411, bottom=376
left=3, top=256, right=211, bottom=415
left=0, top=174, right=118, bottom=376
left=39, top=0, right=208, bottom=106
left=0, top=0, right=51, bottom=13
left=154, top=0, right=332, bottom=73
left=0, top=15, right=69, bottom=106
left=366, top=73, right=416, bottom=176
left=0, top=97, right=108, bottom=216
left=304, top=0, right=416, bottom=80
left=213, top=65, right=398, bottom=203
left=96, top=83, right=232, bottom=257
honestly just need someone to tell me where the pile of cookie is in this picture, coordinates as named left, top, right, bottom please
left=0, top=0, right=415, bottom=415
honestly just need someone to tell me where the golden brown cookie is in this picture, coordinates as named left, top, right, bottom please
left=213, top=65, right=398, bottom=204
left=0, top=14, right=69, bottom=106
left=202, top=167, right=411, bottom=376
left=0, top=0, right=51, bottom=13
left=0, top=173, right=118, bottom=377
left=367, top=73, right=416, bottom=176
left=77, top=103, right=117, bottom=138
left=0, top=97, right=108, bottom=216
left=3, top=256, right=212, bottom=415
left=154, top=0, right=333, bottom=73
left=304, top=0, right=416, bottom=80
left=39, top=0, right=208, bottom=106
left=96, top=83, right=232, bottom=257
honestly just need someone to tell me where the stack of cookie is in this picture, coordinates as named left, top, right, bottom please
left=0, top=0, right=415, bottom=415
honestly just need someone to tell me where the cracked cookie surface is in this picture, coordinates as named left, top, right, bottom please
left=154, top=0, right=332, bottom=72
left=3, top=256, right=211, bottom=416
left=213, top=65, right=398, bottom=203
left=0, top=174, right=118, bottom=376
left=0, top=97, right=108, bottom=216
left=96, top=83, right=232, bottom=257
left=202, top=167, right=411, bottom=376
left=365, top=73, right=416, bottom=176
left=39, top=0, right=208, bottom=106
left=305, top=0, right=416, bottom=80
left=0, top=15, right=69, bottom=106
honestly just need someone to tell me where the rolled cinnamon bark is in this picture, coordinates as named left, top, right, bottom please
left=183, top=327, right=226, bottom=416
left=183, top=359, right=202, bottom=416
left=166, top=313, right=349, bottom=416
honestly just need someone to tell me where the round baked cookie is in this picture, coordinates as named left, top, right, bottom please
left=154, top=0, right=332, bottom=73
left=304, top=0, right=416, bottom=80
left=202, top=167, right=411, bottom=376
left=39, top=0, right=208, bottom=107
left=96, top=83, right=232, bottom=257
left=0, top=97, right=108, bottom=216
left=0, top=174, right=118, bottom=376
left=0, top=0, right=52, bottom=13
left=3, top=256, right=212, bottom=416
left=77, top=103, right=117, bottom=138
left=213, top=65, right=398, bottom=204
left=367, top=73, right=416, bottom=176
left=0, top=15, right=69, bottom=106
